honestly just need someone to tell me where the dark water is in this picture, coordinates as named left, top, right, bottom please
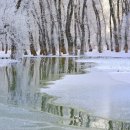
left=0, top=57, right=130, bottom=130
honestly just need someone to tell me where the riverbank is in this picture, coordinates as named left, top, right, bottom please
left=41, top=57, right=130, bottom=122
left=0, top=50, right=130, bottom=67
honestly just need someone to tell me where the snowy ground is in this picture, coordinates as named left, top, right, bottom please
left=0, top=59, right=18, bottom=67
left=0, top=103, right=88, bottom=130
left=0, top=51, right=18, bottom=67
left=85, top=50, right=130, bottom=58
left=0, top=51, right=10, bottom=58
left=40, top=52, right=130, bottom=122
left=1, top=51, right=130, bottom=128
left=0, top=50, right=130, bottom=67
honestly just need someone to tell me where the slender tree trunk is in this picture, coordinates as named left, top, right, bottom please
left=29, top=32, right=37, bottom=56
left=99, top=0, right=109, bottom=50
left=5, top=33, right=8, bottom=54
left=16, top=0, right=22, bottom=9
left=26, top=6, right=37, bottom=56
left=92, top=0, right=102, bottom=53
left=5, top=44, right=8, bottom=54
left=1, top=42, right=4, bottom=51
left=10, top=38, right=17, bottom=59
left=109, top=0, right=120, bottom=52
left=117, top=0, right=122, bottom=50
left=109, top=13, right=113, bottom=51
left=54, top=0, right=66, bottom=55
left=85, top=4, right=92, bottom=52
left=46, top=0, right=56, bottom=55
left=66, top=0, right=74, bottom=54
left=124, top=0, right=129, bottom=53
left=74, top=4, right=78, bottom=54
left=80, top=0, right=87, bottom=55
left=58, top=0, right=66, bottom=54
left=39, top=0, right=48, bottom=55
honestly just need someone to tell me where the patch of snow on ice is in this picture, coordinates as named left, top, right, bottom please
left=77, top=58, right=130, bottom=72
left=0, top=59, right=18, bottom=67
left=85, top=50, right=130, bottom=58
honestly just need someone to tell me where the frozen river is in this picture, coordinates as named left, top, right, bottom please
left=0, top=57, right=130, bottom=130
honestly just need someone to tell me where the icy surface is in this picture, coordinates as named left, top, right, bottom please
left=85, top=50, right=130, bottom=58
left=0, top=56, right=130, bottom=129
left=41, top=58, right=130, bottom=121
left=0, top=59, right=18, bottom=67
left=77, top=58, right=130, bottom=72
left=0, top=103, right=86, bottom=130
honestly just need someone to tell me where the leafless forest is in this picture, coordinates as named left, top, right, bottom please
left=0, top=0, right=130, bottom=59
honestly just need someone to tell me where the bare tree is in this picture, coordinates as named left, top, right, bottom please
left=46, top=0, right=56, bottom=55
left=109, top=0, right=120, bottom=52
left=27, top=9, right=37, bottom=56
left=66, top=0, right=74, bottom=54
left=109, top=12, right=114, bottom=51
left=80, top=0, right=87, bottom=55
left=39, top=0, right=48, bottom=55
left=85, top=4, right=92, bottom=52
left=99, top=0, right=109, bottom=50
left=16, top=0, right=22, bottom=9
left=123, top=0, right=129, bottom=53
left=74, top=3, right=78, bottom=54
left=92, top=0, right=102, bottom=53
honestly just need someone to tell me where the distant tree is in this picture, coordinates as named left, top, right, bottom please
left=85, top=4, right=93, bottom=52
left=99, top=0, right=109, bottom=50
left=66, top=0, right=74, bottom=54
left=92, top=0, right=102, bottom=53
left=123, top=0, right=129, bottom=53
left=109, top=0, right=120, bottom=52
left=16, top=0, right=22, bottom=9
left=80, top=0, right=87, bottom=55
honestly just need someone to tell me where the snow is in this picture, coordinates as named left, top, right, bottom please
left=40, top=70, right=130, bottom=121
left=77, top=58, right=130, bottom=72
left=85, top=50, right=130, bottom=58
left=0, top=59, right=18, bottom=67
left=0, top=50, right=130, bottom=121
left=40, top=52, right=130, bottom=122
left=0, top=51, right=18, bottom=67
left=0, top=50, right=130, bottom=68
left=0, top=51, right=10, bottom=58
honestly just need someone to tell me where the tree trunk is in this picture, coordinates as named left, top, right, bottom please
left=99, top=0, right=109, bottom=50
left=109, top=0, right=120, bottom=52
left=46, top=0, right=56, bottom=55
left=10, top=38, right=17, bottom=59
left=124, top=0, right=129, bottom=53
left=39, top=0, right=48, bottom=55
left=85, top=4, right=92, bottom=52
left=58, top=0, right=66, bottom=54
left=5, top=44, right=8, bottom=54
left=66, top=0, right=74, bottom=54
left=92, top=0, right=102, bottom=53
left=110, top=13, right=113, bottom=51
left=29, top=33, right=37, bottom=56
left=2, top=42, right=4, bottom=51
left=80, top=0, right=87, bottom=55
left=74, top=4, right=78, bottom=55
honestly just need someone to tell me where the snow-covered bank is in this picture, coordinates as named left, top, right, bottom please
left=0, top=51, right=18, bottom=67
left=0, top=59, right=18, bottom=67
left=0, top=51, right=10, bottom=58
left=1, top=50, right=130, bottom=58
left=85, top=50, right=130, bottom=58
left=77, top=58, right=130, bottom=72
left=0, top=50, right=130, bottom=69
left=41, top=57, right=130, bottom=122
left=77, top=57, right=130, bottom=83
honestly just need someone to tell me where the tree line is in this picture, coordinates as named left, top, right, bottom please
left=0, top=0, right=130, bottom=59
